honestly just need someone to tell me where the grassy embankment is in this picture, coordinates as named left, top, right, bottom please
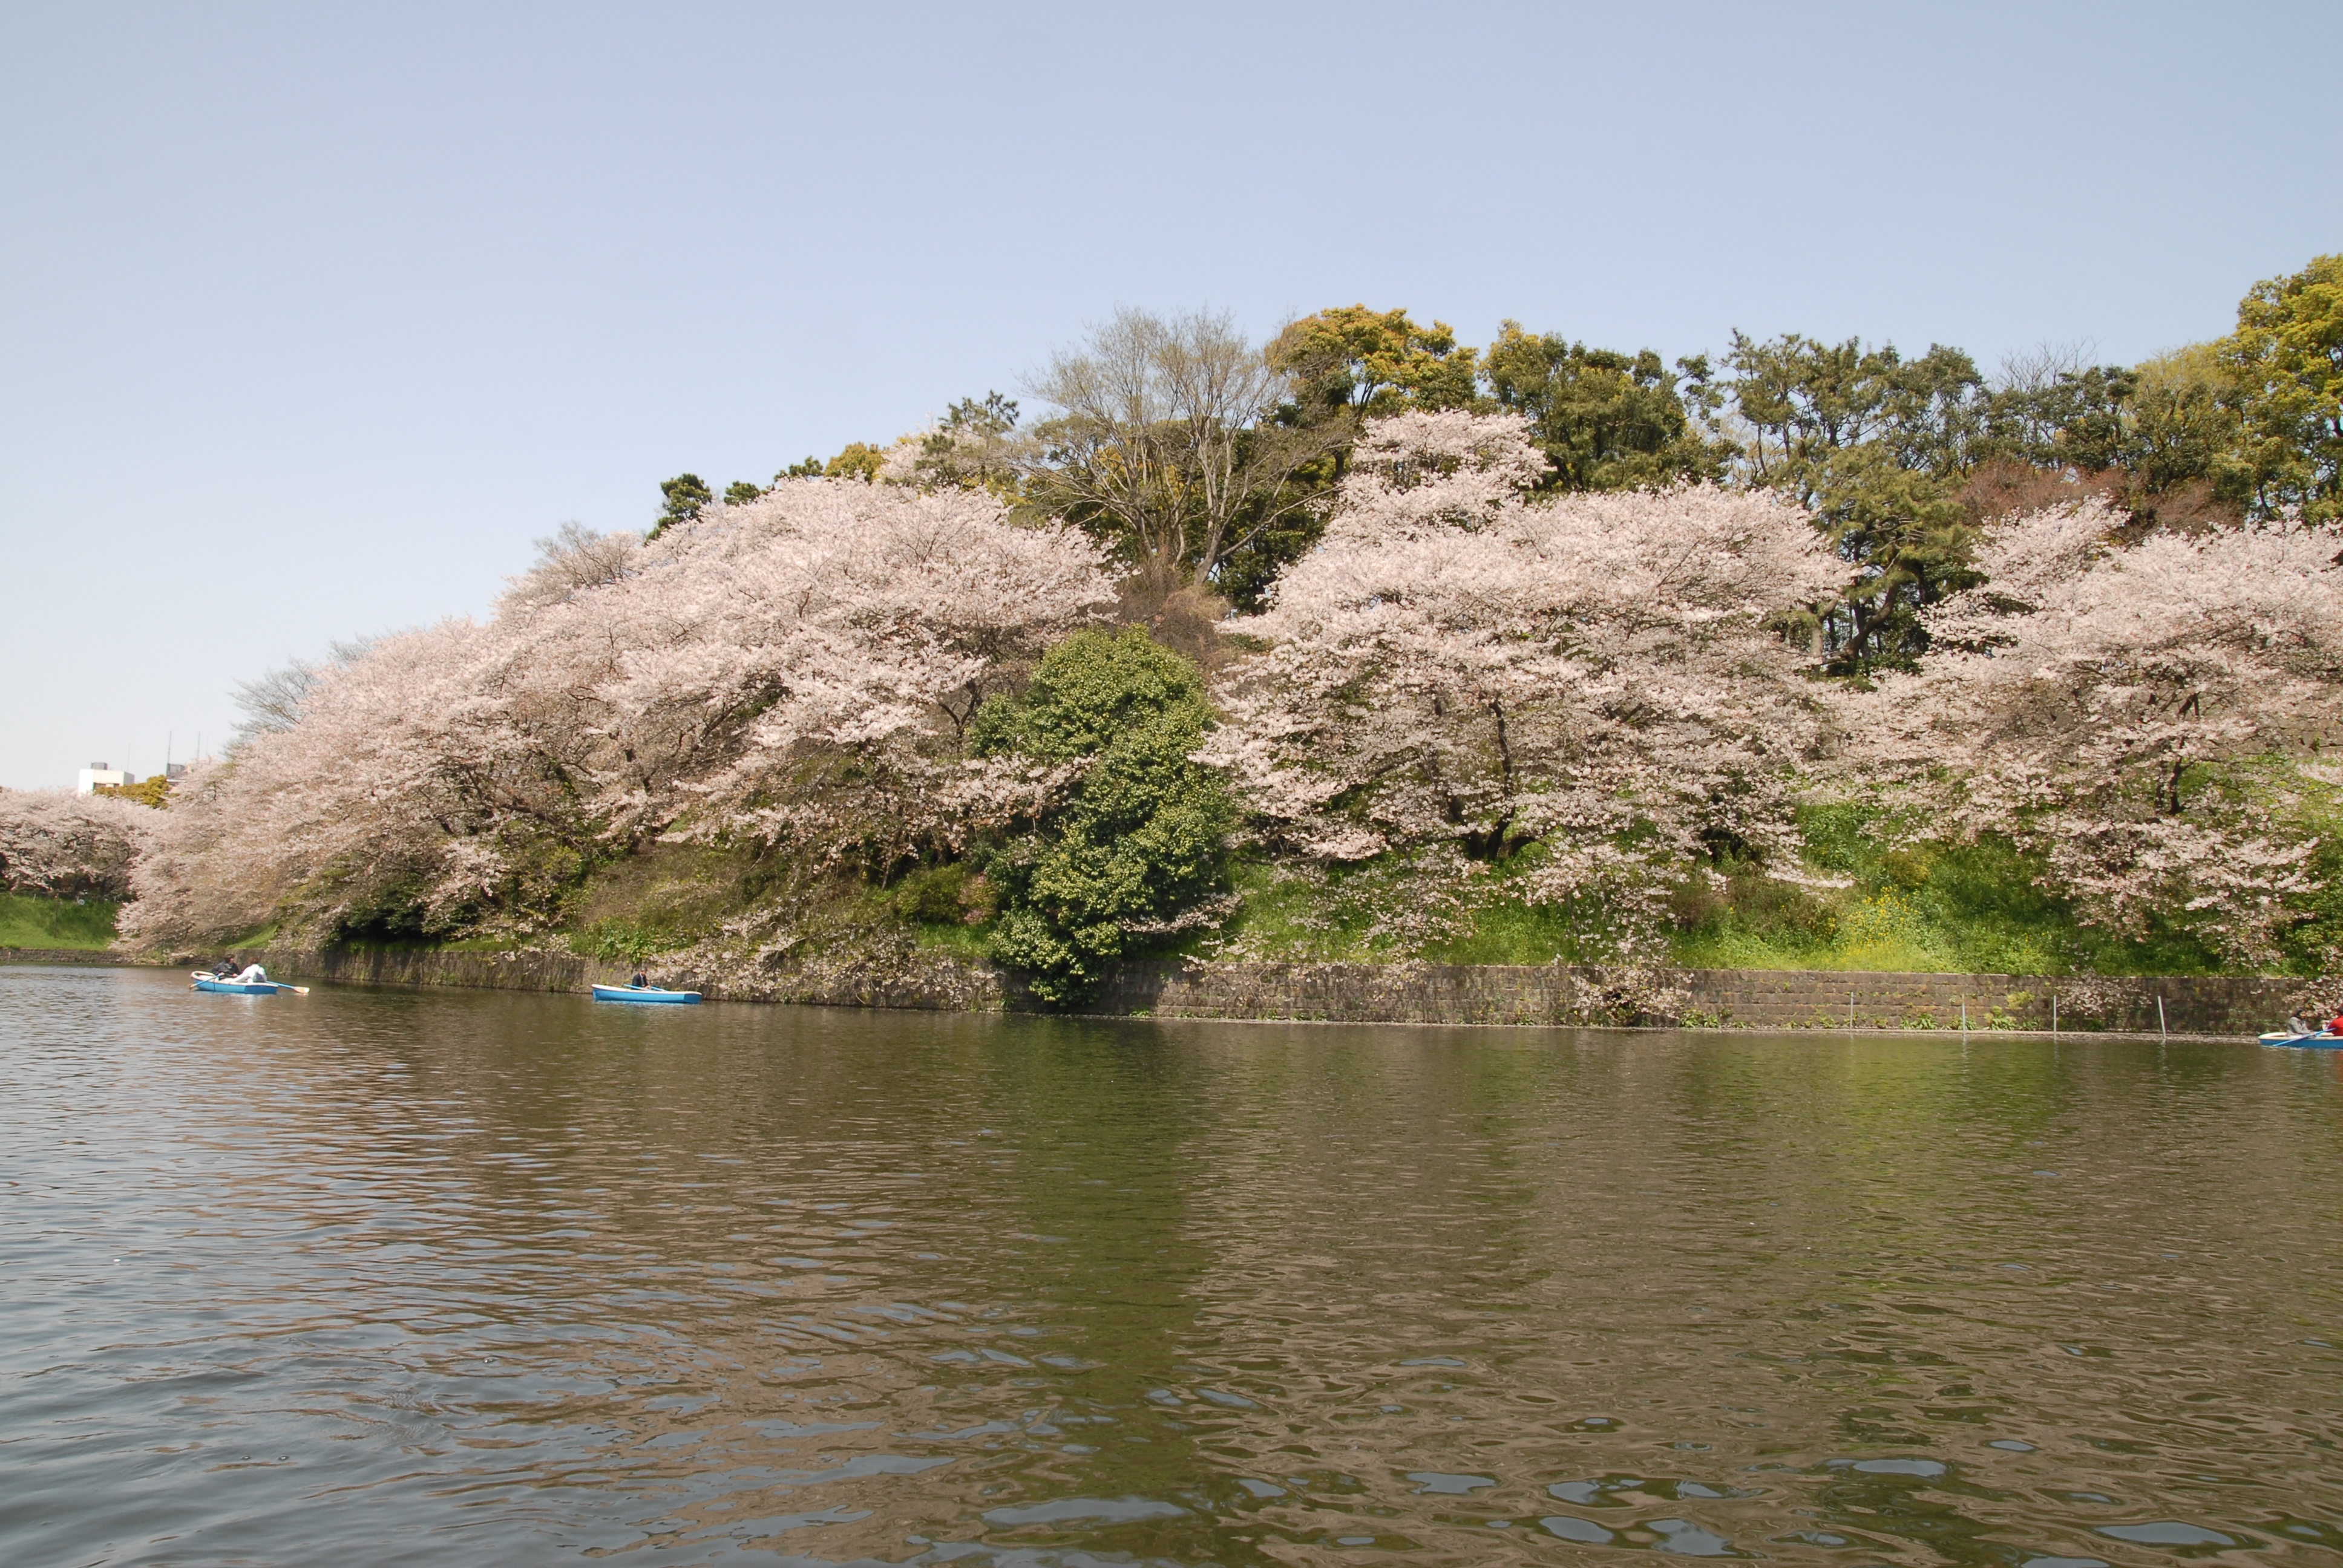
left=1193, top=820, right=2226, bottom=976
left=0, top=893, right=121, bottom=951
left=526, top=803, right=2260, bottom=979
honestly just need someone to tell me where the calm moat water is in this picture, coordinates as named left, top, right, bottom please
left=3, top=967, right=2340, bottom=1566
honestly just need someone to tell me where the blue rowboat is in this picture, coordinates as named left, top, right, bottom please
left=2259, top=1030, right=2343, bottom=1050
left=592, top=984, right=701, bottom=1005
left=190, top=973, right=291, bottom=996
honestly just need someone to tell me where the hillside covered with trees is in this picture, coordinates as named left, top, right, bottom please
left=10, top=253, right=2340, bottom=998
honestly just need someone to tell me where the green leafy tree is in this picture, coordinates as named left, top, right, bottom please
left=1985, top=347, right=2240, bottom=494
left=775, top=456, right=825, bottom=480
left=971, top=628, right=1232, bottom=1004
left=912, top=390, right=1024, bottom=497
left=824, top=443, right=886, bottom=482
left=1975, top=260, right=2341, bottom=529
left=1268, top=304, right=1481, bottom=424
left=2126, top=345, right=2252, bottom=501
left=1979, top=354, right=2134, bottom=472
left=1483, top=321, right=1731, bottom=490
left=650, top=473, right=712, bottom=539
left=93, top=776, right=170, bottom=809
left=1726, top=333, right=1990, bottom=670
left=723, top=480, right=763, bottom=506
left=946, top=390, right=1020, bottom=432
left=2221, top=252, right=2343, bottom=521
left=1968, top=346, right=2246, bottom=531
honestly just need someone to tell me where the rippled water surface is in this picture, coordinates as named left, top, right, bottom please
left=4, top=966, right=2341, bottom=1567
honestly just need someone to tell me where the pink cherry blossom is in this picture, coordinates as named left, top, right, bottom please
left=1201, top=411, right=1849, bottom=949
left=1853, top=497, right=2343, bottom=965
left=0, top=788, right=156, bottom=901
left=122, top=480, right=1115, bottom=947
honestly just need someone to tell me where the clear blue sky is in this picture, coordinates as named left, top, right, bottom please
left=4, top=0, right=2337, bottom=788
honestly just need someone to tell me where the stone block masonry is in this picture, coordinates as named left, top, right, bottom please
left=1095, top=961, right=2331, bottom=1036
left=243, top=946, right=600, bottom=995
left=0, top=947, right=160, bottom=967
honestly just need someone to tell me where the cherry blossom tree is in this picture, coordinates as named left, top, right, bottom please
left=1855, top=497, right=2343, bottom=965
left=122, top=621, right=537, bottom=948
left=117, top=760, right=284, bottom=949
left=562, top=477, right=1114, bottom=862
left=1201, top=410, right=1849, bottom=953
left=0, top=788, right=156, bottom=901
left=120, top=480, right=1116, bottom=947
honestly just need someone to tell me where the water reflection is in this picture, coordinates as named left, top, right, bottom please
left=1, top=965, right=2339, bottom=1566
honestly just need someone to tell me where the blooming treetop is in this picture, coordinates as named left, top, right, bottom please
left=125, top=479, right=1115, bottom=948
left=1856, top=497, right=2343, bottom=964
left=1201, top=410, right=1848, bottom=939
left=120, top=623, right=516, bottom=948
left=0, top=788, right=156, bottom=901
left=569, top=477, right=1113, bottom=846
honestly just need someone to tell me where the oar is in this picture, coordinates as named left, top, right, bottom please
left=272, top=982, right=310, bottom=995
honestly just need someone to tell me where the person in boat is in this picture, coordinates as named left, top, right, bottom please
left=212, top=959, right=239, bottom=979
left=234, top=962, right=269, bottom=985
left=2329, top=1010, right=2343, bottom=1036
left=631, top=972, right=648, bottom=988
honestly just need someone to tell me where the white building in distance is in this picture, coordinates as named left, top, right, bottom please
left=76, top=762, right=133, bottom=795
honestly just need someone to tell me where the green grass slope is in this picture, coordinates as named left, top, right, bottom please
left=233, top=805, right=2283, bottom=981
left=0, top=893, right=122, bottom=951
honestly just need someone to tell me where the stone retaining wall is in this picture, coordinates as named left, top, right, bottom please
left=1674, top=967, right=2327, bottom=1036
left=1097, top=960, right=2328, bottom=1035
left=1095, top=960, right=1579, bottom=1025
left=242, top=946, right=602, bottom=995
left=0, top=947, right=156, bottom=967
left=167, top=944, right=2336, bottom=1037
